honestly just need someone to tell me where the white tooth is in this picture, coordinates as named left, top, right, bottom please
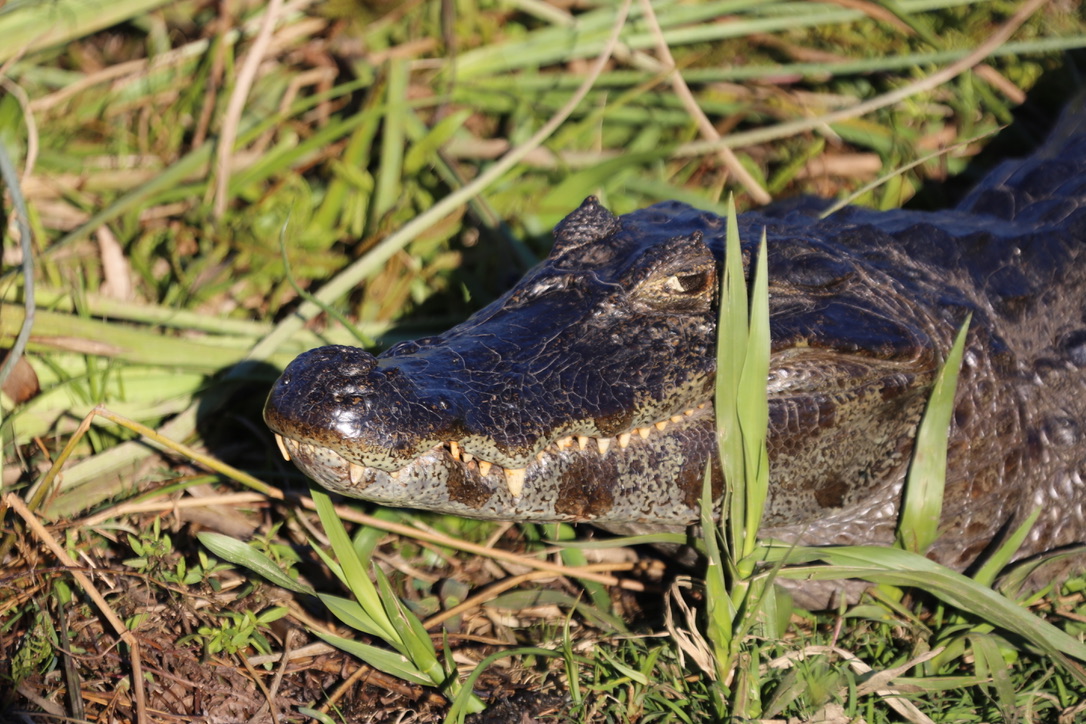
left=697, top=402, right=707, bottom=410
left=449, top=441, right=461, bottom=460
left=577, top=436, right=589, bottom=450
left=618, top=432, right=631, bottom=449
left=478, top=460, right=493, bottom=477
left=655, top=420, right=668, bottom=432
left=274, top=433, right=291, bottom=461
left=597, top=438, right=610, bottom=456
left=462, top=452, right=474, bottom=463
left=389, top=469, right=400, bottom=480
left=504, top=467, right=526, bottom=497
left=349, top=462, right=365, bottom=484
left=637, top=426, right=651, bottom=439
left=684, top=408, right=695, bottom=416
left=556, top=436, right=573, bottom=449
left=671, top=415, right=684, bottom=424
left=537, top=451, right=546, bottom=462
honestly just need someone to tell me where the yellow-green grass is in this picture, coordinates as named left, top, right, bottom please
left=3, top=1, right=1086, bottom=721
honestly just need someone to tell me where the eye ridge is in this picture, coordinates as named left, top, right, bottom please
left=665, top=270, right=710, bottom=294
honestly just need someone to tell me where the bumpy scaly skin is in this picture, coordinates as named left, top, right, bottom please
left=266, top=105, right=1086, bottom=589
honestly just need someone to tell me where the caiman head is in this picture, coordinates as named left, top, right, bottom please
left=265, top=197, right=966, bottom=533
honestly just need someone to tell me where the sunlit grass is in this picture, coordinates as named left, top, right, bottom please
left=3, top=1, right=1086, bottom=721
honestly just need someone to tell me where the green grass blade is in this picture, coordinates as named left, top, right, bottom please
left=310, top=630, right=434, bottom=687
left=549, top=523, right=621, bottom=626
left=897, top=316, right=970, bottom=554
left=404, top=109, right=472, bottom=176
left=310, top=487, right=399, bottom=643
left=310, top=489, right=468, bottom=698
left=197, top=532, right=314, bottom=595
left=444, top=647, right=559, bottom=722
left=970, top=633, right=1017, bottom=719
left=539, top=151, right=666, bottom=215
left=0, top=0, right=173, bottom=63
left=702, top=195, right=773, bottom=710
left=737, top=231, right=770, bottom=562
left=972, top=507, right=1040, bottom=589
left=316, top=593, right=402, bottom=643
left=766, top=544, right=1086, bottom=679
left=717, top=194, right=748, bottom=557
left=296, top=708, right=337, bottom=724
left=372, top=59, right=408, bottom=225
left=373, top=566, right=448, bottom=685
left=0, top=302, right=284, bottom=372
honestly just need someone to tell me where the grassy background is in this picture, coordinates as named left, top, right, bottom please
left=3, top=0, right=1086, bottom=721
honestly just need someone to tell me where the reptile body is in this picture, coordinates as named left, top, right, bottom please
left=265, top=105, right=1086, bottom=590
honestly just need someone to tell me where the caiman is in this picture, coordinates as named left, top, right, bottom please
left=265, top=103, right=1086, bottom=600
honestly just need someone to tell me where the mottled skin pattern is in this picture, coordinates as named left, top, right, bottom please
left=266, top=105, right=1086, bottom=594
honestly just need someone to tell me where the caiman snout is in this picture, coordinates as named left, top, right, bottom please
left=265, top=344, right=461, bottom=471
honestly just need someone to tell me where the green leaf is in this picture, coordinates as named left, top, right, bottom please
left=197, top=532, right=314, bottom=595
left=445, top=647, right=559, bottom=722
left=737, top=230, right=770, bottom=560
left=297, top=708, right=338, bottom=724
left=973, top=507, right=1040, bottom=589
left=373, top=566, right=446, bottom=686
left=971, top=633, right=1017, bottom=720
left=597, top=647, right=649, bottom=685
left=404, top=109, right=473, bottom=175
left=538, top=151, right=662, bottom=218
left=372, top=59, right=408, bottom=223
left=311, top=630, right=433, bottom=686
left=0, top=0, right=175, bottom=63
left=317, top=593, right=399, bottom=643
left=717, top=194, right=749, bottom=556
left=311, top=487, right=399, bottom=642
left=897, top=316, right=970, bottom=553
left=548, top=523, right=620, bottom=627
left=766, top=544, right=1086, bottom=681
left=256, top=606, right=290, bottom=625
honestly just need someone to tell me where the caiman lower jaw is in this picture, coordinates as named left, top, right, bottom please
left=272, top=402, right=711, bottom=501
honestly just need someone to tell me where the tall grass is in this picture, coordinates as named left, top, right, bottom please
left=4, top=1, right=1086, bottom=721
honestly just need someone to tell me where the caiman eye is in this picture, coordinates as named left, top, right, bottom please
left=665, top=270, right=711, bottom=294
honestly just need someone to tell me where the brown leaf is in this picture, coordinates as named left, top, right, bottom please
left=0, top=351, right=40, bottom=403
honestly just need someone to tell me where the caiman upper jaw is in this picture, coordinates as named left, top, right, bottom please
left=264, top=341, right=715, bottom=502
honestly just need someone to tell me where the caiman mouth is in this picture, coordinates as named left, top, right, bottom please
left=271, top=401, right=710, bottom=495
